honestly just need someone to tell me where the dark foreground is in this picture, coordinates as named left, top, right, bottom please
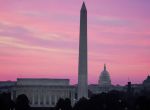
left=31, top=107, right=54, bottom=110
left=0, top=90, right=150, bottom=110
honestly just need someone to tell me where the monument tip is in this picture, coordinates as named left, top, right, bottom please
left=81, top=1, right=86, bottom=11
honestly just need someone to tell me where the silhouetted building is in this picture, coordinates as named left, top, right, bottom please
left=143, top=75, right=150, bottom=86
left=1, top=74, right=150, bottom=107
left=0, top=81, right=15, bottom=93
left=127, top=82, right=132, bottom=93
left=88, top=65, right=124, bottom=94
left=143, top=75, right=150, bottom=91
left=98, top=64, right=113, bottom=93
left=99, top=64, right=111, bottom=86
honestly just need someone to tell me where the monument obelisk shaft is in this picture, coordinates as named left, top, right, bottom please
left=78, top=2, right=88, bottom=99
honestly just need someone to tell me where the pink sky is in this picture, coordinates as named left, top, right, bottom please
left=0, top=0, right=150, bottom=85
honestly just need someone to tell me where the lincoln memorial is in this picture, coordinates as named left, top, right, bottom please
left=11, top=78, right=75, bottom=107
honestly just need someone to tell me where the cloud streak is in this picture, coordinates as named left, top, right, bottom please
left=0, top=0, right=150, bottom=85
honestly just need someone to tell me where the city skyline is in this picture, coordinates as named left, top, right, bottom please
left=0, top=0, right=150, bottom=85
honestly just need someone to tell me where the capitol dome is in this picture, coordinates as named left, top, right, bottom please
left=99, top=64, right=111, bottom=86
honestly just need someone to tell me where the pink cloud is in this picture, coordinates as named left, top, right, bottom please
left=0, top=0, right=150, bottom=85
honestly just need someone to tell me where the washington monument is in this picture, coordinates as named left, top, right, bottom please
left=78, top=2, right=88, bottom=99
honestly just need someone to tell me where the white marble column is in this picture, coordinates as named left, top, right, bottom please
left=67, top=90, right=69, bottom=98
left=54, top=95, right=57, bottom=105
left=38, top=93, right=41, bottom=106
left=49, top=95, right=51, bottom=106
left=62, top=91, right=65, bottom=98
left=11, top=91, right=13, bottom=100
left=55, top=94, right=58, bottom=105
left=32, top=92, right=35, bottom=105
left=71, top=91, right=75, bottom=105
left=43, top=93, right=46, bottom=105
left=65, top=91, right=67, bottom=98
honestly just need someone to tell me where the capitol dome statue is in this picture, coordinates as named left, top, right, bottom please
left=99, top=64, right=111, bottom=86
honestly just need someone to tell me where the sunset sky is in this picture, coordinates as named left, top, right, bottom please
left=0, top=0, right=150, bottom=85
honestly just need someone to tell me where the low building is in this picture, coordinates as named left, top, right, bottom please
left=1, top=73, right=150, bottom=107
left=0, top=81, right=15, bottom=93
left=10, top=78, right=75, bottom=107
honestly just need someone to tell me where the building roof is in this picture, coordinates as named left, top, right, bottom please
left=17, top=78, right=70, bottom=86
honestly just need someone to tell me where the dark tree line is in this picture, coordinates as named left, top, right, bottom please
left=54, top=90, right=150, bottom=110
left=0, top=90, right=150, bottom=110
left=0, top=93, right=30, bottom=110
left=0, top=93, right=14, bottom=110
left=72, top=90, right=150, bottom=110
left=55, top=98, right=72, bottom=110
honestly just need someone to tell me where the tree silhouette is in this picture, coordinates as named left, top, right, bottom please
left=135, top=96, right=150, bottom=110
left=73, top=97, right=88, bottom=110
left=15, top=94, right=30, bottom=110
left=64, top=98, right=72, bottom=110
left=55, top=98, right=64, bottom=110
left=55, top=98, right=72, bottom=110
left=0, top=92, right=13, bottom=110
